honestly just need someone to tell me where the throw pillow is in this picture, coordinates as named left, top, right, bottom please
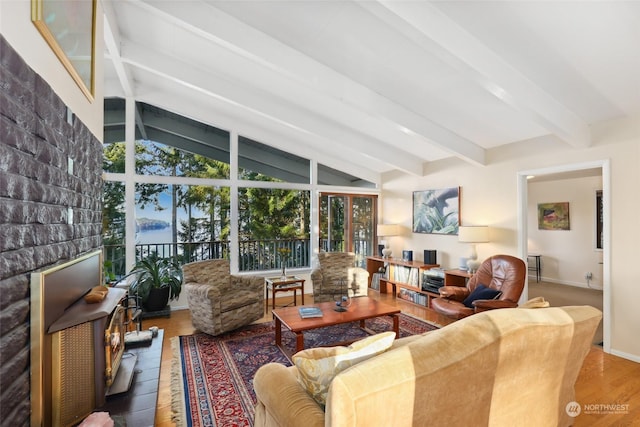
left=519, top=296, right=550, bottom=308
left=462, top=284, right=501, bottom=308
left=84, top=285, right=109, bottom=304
left=292, top=331, right=396, bottom=407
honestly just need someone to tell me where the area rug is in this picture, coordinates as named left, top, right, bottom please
left=171, top=313, right=439, bottom=427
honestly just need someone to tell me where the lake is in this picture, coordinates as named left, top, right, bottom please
left=137, top=228, right=173, bottom=245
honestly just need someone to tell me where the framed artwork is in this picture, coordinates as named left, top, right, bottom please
left=537, top=202, right=570, bottom=230
left=32, top=0, right=97, bottom=101
left=412, top=187, right=460, bottom=235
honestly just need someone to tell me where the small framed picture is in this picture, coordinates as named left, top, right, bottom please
left=537, top=202, right=570, bottom=230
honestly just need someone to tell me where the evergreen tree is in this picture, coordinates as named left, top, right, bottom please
left=102, top=140, right=311, bottom=270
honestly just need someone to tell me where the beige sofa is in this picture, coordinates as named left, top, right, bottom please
left=253, top=305, right=601, bottom=427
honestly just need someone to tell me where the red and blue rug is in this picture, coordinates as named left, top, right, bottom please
left=171, top=313, right=438, bottom=427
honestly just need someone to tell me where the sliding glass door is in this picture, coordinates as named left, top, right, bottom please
left=319, top=193, right=377, bottom=267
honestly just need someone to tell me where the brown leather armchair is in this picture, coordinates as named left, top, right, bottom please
left=431, top=254, right=526, bottom=320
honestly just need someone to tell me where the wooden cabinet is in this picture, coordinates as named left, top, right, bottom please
left=366, top=256, right=439, bottom=308
left=443, top=269, right=472, bottom=287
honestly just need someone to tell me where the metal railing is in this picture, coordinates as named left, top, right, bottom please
left=319, top=239, right=371, bottom=268
left=104, top=238, right=372, bottom=279
left=104, top=238, right=312, bottom=279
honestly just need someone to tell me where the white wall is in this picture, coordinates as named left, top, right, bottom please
left=381, top=116, right=640, bottom=361
left=528, top=176, right=603, bottom=288
left=0, top=0, right=104, bottom=138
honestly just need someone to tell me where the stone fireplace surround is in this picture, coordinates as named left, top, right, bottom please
left=0, top=35, right=103, bottom=425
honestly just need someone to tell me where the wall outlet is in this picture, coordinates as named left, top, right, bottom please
left=584, top=272, right=593, bottom=280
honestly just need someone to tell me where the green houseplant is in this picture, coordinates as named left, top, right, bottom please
left=128, top=253, right=183, bottom=312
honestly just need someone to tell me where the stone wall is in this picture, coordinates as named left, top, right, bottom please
left=0, top=35, right=103, bottom=425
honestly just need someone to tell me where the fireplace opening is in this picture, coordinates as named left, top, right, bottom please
left=105, top=304, right=126, bottom=388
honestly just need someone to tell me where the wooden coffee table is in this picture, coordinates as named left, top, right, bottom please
left=271, top=296, right=401, bottom=361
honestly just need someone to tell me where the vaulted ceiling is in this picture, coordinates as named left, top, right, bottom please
left=103, top=1, right=640, bottom=184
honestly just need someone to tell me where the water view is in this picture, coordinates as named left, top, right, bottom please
left=137, top=227, right=173, bottom=245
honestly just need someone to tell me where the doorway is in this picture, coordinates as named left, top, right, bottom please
left=517, top=160, right=610, bottom=352
left=318, top=193, right=378, bottom=267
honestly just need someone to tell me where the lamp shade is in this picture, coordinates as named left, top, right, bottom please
left=377, top=224, right=400, bottom=237
left=458, top=226, right=489, bottom=243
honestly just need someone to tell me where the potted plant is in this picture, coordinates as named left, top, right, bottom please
left=103, top=260, right=117, bottom=285
left=128, top=253, right=183, bottom=312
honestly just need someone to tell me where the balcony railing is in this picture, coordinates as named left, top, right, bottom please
left=104, top=238, right=311, bottom=279
left=103, top=238, right=371, bottom=279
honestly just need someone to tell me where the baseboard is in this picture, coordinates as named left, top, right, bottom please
left=529, top=276, right=603, bottom=291
left=609, top=348, right=640, bottom=363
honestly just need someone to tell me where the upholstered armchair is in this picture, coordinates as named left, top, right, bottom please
left=182, top=259, right=264, bottom=336
left=431, top=254, right=526, bottom=320
left=311, top=252, right=369, bottom=303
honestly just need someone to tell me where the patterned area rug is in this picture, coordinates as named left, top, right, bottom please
left=171, top=313, right=438, bottom=427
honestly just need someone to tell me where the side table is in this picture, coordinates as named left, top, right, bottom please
left=444, top=269, right=472, bottom=287
left=265, top=276, right=305, bottom=311
left=527, top=254, right=542, bottom=282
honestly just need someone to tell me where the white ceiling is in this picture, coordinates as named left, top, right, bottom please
left=103, top=0, right=640, bottom=183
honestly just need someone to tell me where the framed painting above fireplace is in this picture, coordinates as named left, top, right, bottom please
left=31, top=0, right=97, bottom=100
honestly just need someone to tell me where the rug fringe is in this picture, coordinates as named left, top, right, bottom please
left=170, top=336, right=187, bottom=427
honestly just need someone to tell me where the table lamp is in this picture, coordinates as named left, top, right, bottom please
left=377, top=224, right=400, bottom=258
left=458, top=226, right=489, bottom=273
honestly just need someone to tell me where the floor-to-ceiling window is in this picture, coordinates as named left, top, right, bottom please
left=237, top=137, right=311, bottom=271
left=102, top=98, right=378, bottom=276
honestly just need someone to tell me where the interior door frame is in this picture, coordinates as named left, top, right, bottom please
left=517, top=159, right=610, bottom=353
left=319, top=192, right=378, bottom=262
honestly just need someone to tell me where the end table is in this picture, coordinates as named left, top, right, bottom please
left=265, top=276, right=305, bottom=311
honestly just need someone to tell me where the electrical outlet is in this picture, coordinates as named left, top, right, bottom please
left=584, top=272, right=593, bottom=280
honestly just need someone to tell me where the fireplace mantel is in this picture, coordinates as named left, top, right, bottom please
left=48, top=288, right=126, bottom=334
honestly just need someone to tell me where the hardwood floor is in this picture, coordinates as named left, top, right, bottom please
left=528, top=280, right=604, bottom=345
left=144, top=291, right=640, bottom=427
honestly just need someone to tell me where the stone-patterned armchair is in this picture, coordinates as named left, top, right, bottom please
left=311, top=252, right=369, bottom=303
left=182, top=259, right=264, bottom=336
